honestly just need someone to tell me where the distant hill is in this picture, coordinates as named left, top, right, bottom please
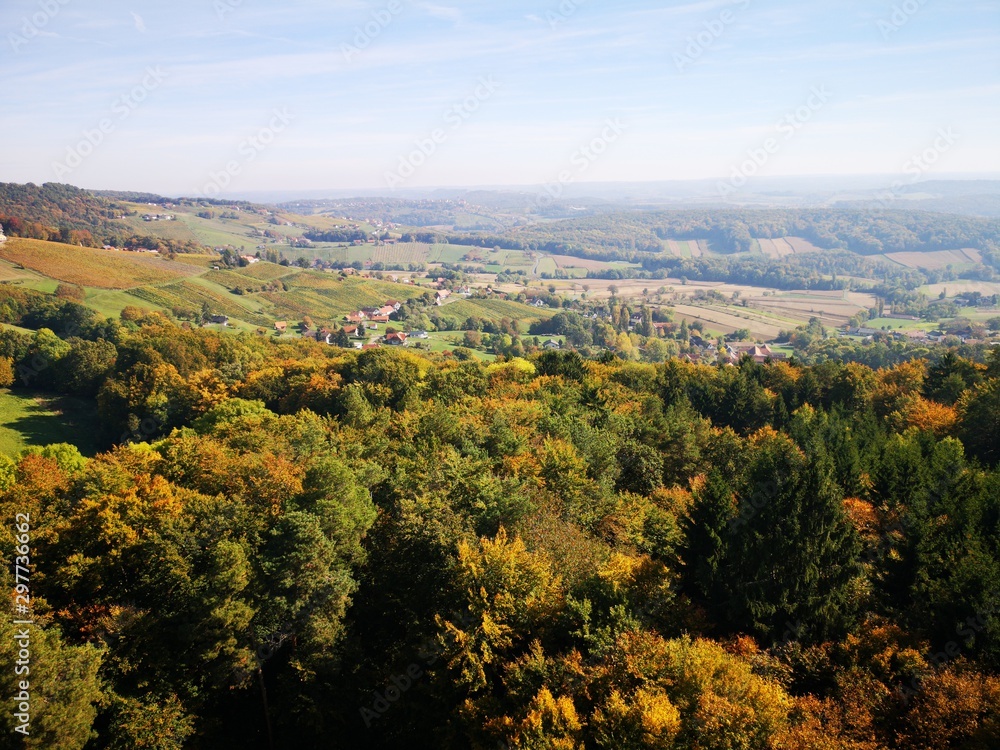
left=0, top=182, right=129, bottom=244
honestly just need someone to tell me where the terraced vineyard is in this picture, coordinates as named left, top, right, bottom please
left=370, top=243, right=431, bottom=264
left=129, top=280, right=272, bottom=326
left=233, top=263, right=300, bottom=281
left=434, top=298, right=554, bottom=327
left=0, top=238, right=198, bottom=289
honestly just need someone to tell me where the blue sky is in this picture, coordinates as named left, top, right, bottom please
left=1, top=0, right=998, bottom=195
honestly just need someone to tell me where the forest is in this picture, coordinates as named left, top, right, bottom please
left=0, top=295, right=999, bottom=749
left=412, top=209, right=1000, bottom=265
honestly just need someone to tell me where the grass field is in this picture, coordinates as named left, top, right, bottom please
left=922, top=281, right=1000, bottom=298
left=883, top=248, right=983, bottom=270
left=0, top=389, right=100, bottom=457
left=234, top=263, right=299, bottom=281
left=663, top=239, right=711, bottom=258
left=0, top=238, right=198, bottom=289
left=85, top=289, right=168, bottom=318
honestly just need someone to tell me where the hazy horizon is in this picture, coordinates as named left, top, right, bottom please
left=3, top=0, right=998, bottom=197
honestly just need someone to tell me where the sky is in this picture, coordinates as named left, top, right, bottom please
left=1, top=0, right=998, bottom=197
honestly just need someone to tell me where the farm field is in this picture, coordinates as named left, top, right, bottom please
left=434, top=298, right=554, bottom=327
left=0, top=260, right=37, bottom=282
left=428, top=244, right=472, bottom=264
left=745, top=296, right=866, bottom=327
left=672, top=304, right=786, bottom=340
left=547, top=255, right=632, bottom=273
left=264, top=277, right=425, bottom=322
left=865, top=317, right=935, bottom=331
left=922, top=280, right=1000, bottom=298
left=0, top=389, right=100, bottom=457
left=784, top=237, right=823, bottom=254
left=535, top=257, right=558, bottom=276
left=0, top=238, right=198, bottom=289
left=662, top=239, right=709, bottom=258
left=232, top=262, right=300, bottom=281
left=757, top=238, right=795, bottom=258
left=85, top=289, right=169, bottom=318
left=130, top=279, right=274, bottom=327
left=121, top=208, right=202, bottom=243
left=370, top=243, right=431, bottom=264
left=883, top=248, right=982, bottom=270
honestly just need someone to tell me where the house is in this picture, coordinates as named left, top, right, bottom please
left=543, top=339, right=562, bottom=350
left=209, top=315, right=229, bottom=325
left=409, top=331, right=430, bottom=339
left=529, top=298, right=547, bottom=308
left=342, top=325, right=362, bottom=337
left=302, top=330, right=333, bottom=345
left=345, top=312, right=367, bottom=323
left=369, top=315, right=390, bottom=324
left=240, top=255, right=260, bottom=264
left=436, top=290, right=451, bottom=301
left=725, top=342, right=785, bottom=363
left=385, top=332, right=408, bottom=346
left=385, top=300, right=403, bottom=311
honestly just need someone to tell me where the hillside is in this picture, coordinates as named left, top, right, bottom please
left=0, top=236, right=552, bottom=336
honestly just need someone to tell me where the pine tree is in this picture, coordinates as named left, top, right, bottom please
left=724, top=433, right=861, bottom=642
left=681, top=470, right=736, bottom=622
